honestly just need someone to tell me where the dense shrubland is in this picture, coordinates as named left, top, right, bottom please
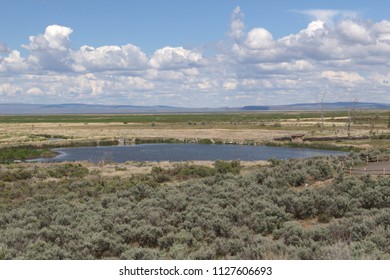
left=0, top=154, right=389, bottom=260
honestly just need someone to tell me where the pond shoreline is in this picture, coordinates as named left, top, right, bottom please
left=1, top=136, right=353, bottom=163
left=30, top=143, right=348, bottom=163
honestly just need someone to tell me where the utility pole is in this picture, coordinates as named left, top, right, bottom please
left=316, top=89, right=326, bottom=131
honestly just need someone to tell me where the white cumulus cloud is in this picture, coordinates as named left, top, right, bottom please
left=228, top=6, right=245, bottom=41
left=337, top=20, right=372, bottom=44
left=0, top=83, right=23, bottom=96
left=71, top=44, right=148, bottom=72
left=149, top=46, right=203, bottom=69
left=244, top=28, right=274, bottom=49
left=26, top=87, right=43, bottom=95
left=23, top=25, right=73, bottom=71
left=24, top=25, right=73, bottom=51
left=321, top=71, right=365, bottom=84
left=0, top=50, right=28, bottom=72
left=223, top=80, right=237, bottom=90
left=2, top=8, right=390, bottom=106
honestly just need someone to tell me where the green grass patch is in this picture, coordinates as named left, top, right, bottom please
left=265, top=141, right=359, bottom=152
left=0, top=146, right=56, bottom=163
left=0, top=111, right=362, bottom=124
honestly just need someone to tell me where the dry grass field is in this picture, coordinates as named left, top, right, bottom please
left=0, top=111, right=388, bottom=152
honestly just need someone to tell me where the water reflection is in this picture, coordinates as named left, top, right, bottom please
left=34, top=143, right=347, bottom=163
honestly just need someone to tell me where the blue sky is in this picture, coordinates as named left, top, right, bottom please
left=1, top=0, right=390, bottom=106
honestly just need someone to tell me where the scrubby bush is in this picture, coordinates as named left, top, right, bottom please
left=275, top=222, right=307, bottom=247
left=214, top=160, right=241, bottom=174
left=47, top=163, right=89, bottom=178
left=174, top=164, right=216, bottom=179
left=306, top=159, right=334, bottom=180
left=0, top=169, right=33, bottom=182
left=121, top=248, right=161, bottom=260
left=151, top=166, right=170, bottom=183
left=198, top=139, right=213, bottom=144
left=1, top=154, right=390, bottom=260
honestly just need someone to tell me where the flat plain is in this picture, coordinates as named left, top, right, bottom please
left=0, top=110, right=389, bottom=150
left=0, top=110, right=389, bottom=260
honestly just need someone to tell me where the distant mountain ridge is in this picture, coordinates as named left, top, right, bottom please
left=242, top=102, right=390, bottom=111
left=0, top=102, right=389, bottom=115
left=0, top=103, right=213, bottom=115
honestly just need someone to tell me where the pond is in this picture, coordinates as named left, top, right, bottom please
left=34, top=143, right=347, bottom=163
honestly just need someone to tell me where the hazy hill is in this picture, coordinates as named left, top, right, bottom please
left=0, top=103, right=230, bottom=115
left=0, top=102, right=389, bottom=115
left=242, top=102, right=390, bottom=111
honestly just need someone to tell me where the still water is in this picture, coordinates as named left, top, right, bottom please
left=35, top=144, right=346, bottom=163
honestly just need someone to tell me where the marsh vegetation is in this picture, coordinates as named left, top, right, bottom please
left=0, top=111, right=389, bottom=152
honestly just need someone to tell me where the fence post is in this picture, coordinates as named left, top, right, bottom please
left=364, top=167, right=366, bottom=174
left=349, top=167, right=352, bottom=175
left=384, top=168, right=386, bottom=176
left=366, top=156, right=369, bottom=163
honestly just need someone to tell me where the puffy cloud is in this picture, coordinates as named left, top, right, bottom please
left=244, top=28, right=274, bottom=49
left=256, top=60, right=314, bottom=74
left=19, top=25, right=151, bottom=73
left=197, top=80, right=212, bottom=90
left=149, top=46, right=203, bottom=69
left=104, top=76, right=155, bottom=93
left=337, top=20, right=371, bottom=44
left=372, top=20, right=390, bottom=33
left=0, top=83, right=23, bottom=96
left=303, top=20, right=327, bottom=37
left=234, top=17, right=390, bottom=65
left=321, top=71, right=365, bottom=84
left=231, top=26, right=280, bottom=63
left=26, top=87, right=43, bottom=95
left=377, top=33, right=390, bottom=44
left=71, top=44, right=148, bottom=72
left=228, top=6, right=245, bottom=41
left=370, top=72, right=390, bottom=87
left=223, top=80, right=237, bottom=90
left=371, top=20, right=390, bottom=47
left=3, top=8, right=390, bottom=106
left=25, top=25, right=73, bottom=51
left=0, top=50, right=28, bottom=72
left=279, top=20, right=340, bottom=61
left=23, top=25, right=73, bottom=71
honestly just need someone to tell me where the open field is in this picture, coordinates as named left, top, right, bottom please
left=0, top=111, right=389, bottom=156
left=0, top=111, right=389, bottom=260
left=0, top=111, right=358, bottom=123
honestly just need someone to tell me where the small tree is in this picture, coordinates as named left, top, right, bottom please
left=347, top=98, right=358, bottom=135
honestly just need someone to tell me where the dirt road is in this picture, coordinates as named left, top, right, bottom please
left=351, top=161, right=390, bottom=175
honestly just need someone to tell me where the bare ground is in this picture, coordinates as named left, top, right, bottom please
left=0, top=122, right=377, bottom=147
left=351, top=161, right=390, bottom=175
left=0, top=122, right=302, bottom=146
left=88, top=160, right=270, bottom=178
